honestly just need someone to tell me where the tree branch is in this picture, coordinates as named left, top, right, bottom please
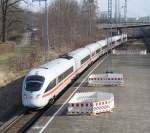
left=7, top=19, right=22, bottom=30
left=8, top=0, right=22, bottom=8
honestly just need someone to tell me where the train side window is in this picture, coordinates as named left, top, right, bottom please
left=45, top=79, right=56, bottom=92
left=58, top=66, right=73, bottom=82
left=96, top=49, right=100, bottom=54
left=81, top=55, right=90, bottom=64
left=58, top=74, right=63, bottom=83
left=112, top=41, right=115, bottom=44
left=117, top=39, right=121, bottom=42
left=102, top=45, right=107, bottom=50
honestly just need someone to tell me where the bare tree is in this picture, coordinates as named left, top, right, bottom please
left=44, top=0, right=97, bottom=49
left=81, top=0, right=97, bottom=40
left=0, top=0, right=26, bottom=42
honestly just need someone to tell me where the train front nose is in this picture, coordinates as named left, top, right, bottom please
left=22, top=75, right=46, bottom=108
left=22, top=93, right=47, bottom=108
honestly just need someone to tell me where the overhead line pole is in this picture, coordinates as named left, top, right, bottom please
left=107, top=0, right=113, bottom=73
left=118, top=0, right=120, bottom=23
left=44, top=0, right=49, bottom=61
left=115, top=0, right=118, bottom=24
left=32, top=0, right=49, bottom=61
left=124, top=0, right=127, bottom=23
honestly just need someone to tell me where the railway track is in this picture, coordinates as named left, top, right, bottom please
left=0, top=108, right=48, bottom=133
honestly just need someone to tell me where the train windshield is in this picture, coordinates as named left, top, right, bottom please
left=25, top=76, right=45, bottom=91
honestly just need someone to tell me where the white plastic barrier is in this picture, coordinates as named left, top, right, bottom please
left=67, top=92, right=114, bottom=115
left=113, top=49, right=147, bottom=55
left=140, top=50, right=147, bottom=55
left=88, top=73, right=124, bottom=86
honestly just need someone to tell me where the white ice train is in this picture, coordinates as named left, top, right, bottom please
left=22, top=34, right=127, bottom=108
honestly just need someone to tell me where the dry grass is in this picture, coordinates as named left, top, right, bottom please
left=0, top=42, right=16, bottom=65
left=0, top=42, right=15, bottom=55
left=0, top=52, right=15, bottom=65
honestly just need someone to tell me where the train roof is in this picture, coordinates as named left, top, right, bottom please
left=68, top=48, right=90, bottom=59
left=112, top=35, right=122, bottom=41
left=85, top=42, right=100, bottom=52
left=26, top=58, right=74, bottom=81
left=97, top=39, right=107, bottom=48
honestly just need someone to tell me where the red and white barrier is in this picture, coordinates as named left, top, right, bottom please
left=88, top=73, right=124, bottom=86
left=113, top=49, right=147, bottom=55
left=67, top=92, right=114, bottom=114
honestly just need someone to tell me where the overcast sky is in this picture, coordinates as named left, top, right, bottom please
left=23, top=0, right=150, bottom=18
left=99, top=0, right=150, bottom=18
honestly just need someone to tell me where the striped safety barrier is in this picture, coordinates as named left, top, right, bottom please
left=113, top=49, right=147, bottom=55
left=88, top=73, right=124, bottom=86
left=67, top=92, right=114, bottom=115
left=93, top=100, right=114, bottom=113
